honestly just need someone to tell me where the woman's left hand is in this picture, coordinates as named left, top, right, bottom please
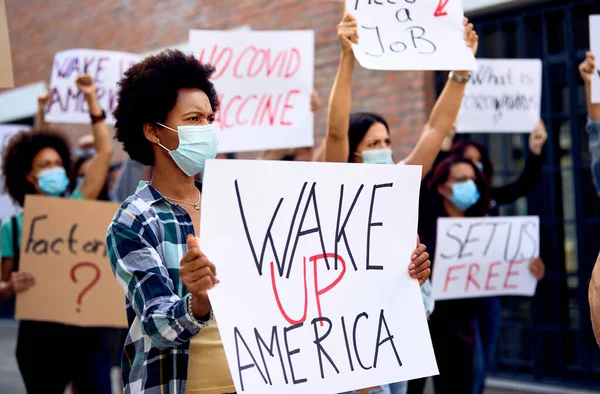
left=409, top=237, right=431, bottom=285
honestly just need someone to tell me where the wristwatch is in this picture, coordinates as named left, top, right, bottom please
left=449, top=71, right=471, bottom=84
left=90, top=109, right=106, bottom=124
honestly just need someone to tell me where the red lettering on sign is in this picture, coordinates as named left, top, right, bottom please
left=503, top=260, right=522, bottom=289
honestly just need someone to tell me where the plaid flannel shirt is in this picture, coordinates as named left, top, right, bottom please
left=588, top=118, right=600, bottom=197
left=106, top=181, right=211, bottom=394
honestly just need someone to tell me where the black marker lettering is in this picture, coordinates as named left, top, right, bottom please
left=25, top=215, right=48, bottom=254
left=286, top=183, right=329, bottom=279
left=334, top=184, right=364, bottom=271
left=312, top=317, right=339, bottom=379
left=234, top=327, right=268, bottom=392
left=254, top=326, right=288, bottom=385
left=366, top=183, right=393, bottom=270
left=373, top=309, right=402, bottom=368
left=352, top=312, right=372, bottom=370
left=284, top=323, right=307, bottom=384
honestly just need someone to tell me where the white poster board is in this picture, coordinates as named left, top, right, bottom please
left=346, top=0, right=476, bottom=71
left=46, top=49, right=141, bottom=125
left=590, top=15, right=600, bottom=103
left=200, top=160, right=437, bottom=394
left=432, top=216, right=540, bottom=301
left=0, top=124, right=29, bottom=220
left=189, top=30, right=314, bottom=153
left=456, top=59, right=542, bottom=133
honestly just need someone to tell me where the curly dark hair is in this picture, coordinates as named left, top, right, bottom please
left=113, top=49, right=220, bottom=166
left=428, top=155, right=491, bottom=217
left=2, top=129, right=72, bottom=207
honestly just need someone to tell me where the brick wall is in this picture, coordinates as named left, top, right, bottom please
left=6, top=0, right=435, bottom=161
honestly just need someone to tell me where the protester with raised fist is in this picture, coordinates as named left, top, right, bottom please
left=0, top=74, right=113, bottom=393
left=325, top=13, right=478, bottom=179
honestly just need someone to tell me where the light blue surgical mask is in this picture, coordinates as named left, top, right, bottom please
left=76, top=176, right=84, bottom=189
left=155, top=123, right=218, bottom=177
left=449, top=180, right=480, bottom=212
left=37, top=167, right=69, bottom=196
left=358, top=148, right=394, bottom=164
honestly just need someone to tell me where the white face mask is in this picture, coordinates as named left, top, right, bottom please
left=155, top=123, right=218, bottom=177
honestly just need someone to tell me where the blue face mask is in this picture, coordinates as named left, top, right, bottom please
left=74, top=148, right=95, bottom=158
left=37, top=167, right=69, bottom=196
left=359, top=148, right=394, bottom=164
left=449, top=180, right=480, bottom=212
left=155, top=123, right=219, bottom=177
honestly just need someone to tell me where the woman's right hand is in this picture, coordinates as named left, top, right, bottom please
left=37, top=92, right=49, bottom=111
left=10, top=272, right=35, bottom=294
left=338, top=12, right=358, bottom=54
left=180, top=235, right=218, bottom=318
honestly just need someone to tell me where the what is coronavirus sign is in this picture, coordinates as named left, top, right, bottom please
left=189, top=30, right=314, bottom=154
left=200, top=160, right=437, bottom=394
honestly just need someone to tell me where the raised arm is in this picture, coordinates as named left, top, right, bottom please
left=580, top=52, right=600, bottom=196
left=35, top=92, right=49, bottom=129
left=492, top=120, right=547, bottom=205
left=325, top=12, right=358, bottom=163
left=76, top=75, right=113, bottom=200
left=403, top=19, right=479, bottom=179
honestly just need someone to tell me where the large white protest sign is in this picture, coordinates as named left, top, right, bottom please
left=46, top=49, right=141, bottom=125
left=0, top=124, right=29, bottom=220
left=346, top=0, right=476, bottom=71
left=189, top=30, right=314, bottom=153
left=456, top=59, right=542, bottom=133
left=590, top=15, right=600, bottom=103
left=201, top=160, right=437, bottom=394
left=432, top=216, right=540, bottom=301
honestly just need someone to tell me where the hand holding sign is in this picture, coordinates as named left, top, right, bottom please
left=528, top=120, right=548, bottom=155
left=409, top=238, right=431, bottom=285
left=180, top=234, right=219, bottom=318
left=463, top=18, right=479, bottom=58
left=529, top=257, right=545, bottom=281
left=338, top=12, right=359, bottom=54
left=579, top=51, right=596, bottom=84
left=10, top=271, right=35, bottom=295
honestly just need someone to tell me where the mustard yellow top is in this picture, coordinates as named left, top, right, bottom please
left=186, top=319, right=235, bottom=394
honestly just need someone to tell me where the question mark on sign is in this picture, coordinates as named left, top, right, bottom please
left=70, top=262, right=101, bottom=313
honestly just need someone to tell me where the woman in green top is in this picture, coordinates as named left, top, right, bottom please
left=0, top=74, right=114, bottom=394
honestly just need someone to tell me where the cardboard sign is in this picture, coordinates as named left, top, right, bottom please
left=45, top=49, right=141, bottom=125
left=456, top=59, right=542, bottom=133
left=0, top=0, right=13, bottom=88
left=432, top=216, right=540, bottom=301
left=0, top=125, right=28, bottom=220
left=15, top=195, right=127, bottom=328
left=189, top=30, right=314, bottom=153
left=346, top=0, right=476, bottom=70
left=200, top=160, right=437, bottom=394
left=590, top=15, right=600, bottom=103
